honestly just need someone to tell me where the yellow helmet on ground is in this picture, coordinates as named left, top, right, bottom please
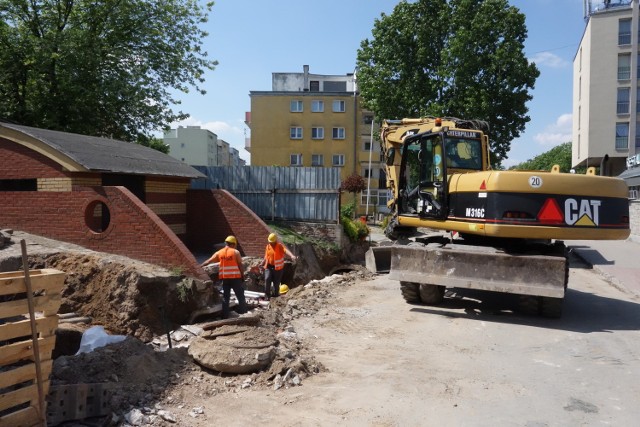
left=225, top=235, right=237, bottom=245
left=279, top=284, right=289, bottom=294
left=268, top=233, right=277, bottom=243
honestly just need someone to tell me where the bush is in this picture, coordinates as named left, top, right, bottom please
left=341, top=215, right=370, bottom=242
left=340, top=200, right=356, bottom=219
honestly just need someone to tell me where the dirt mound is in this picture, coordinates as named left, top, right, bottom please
left=48, top=270, right=374, bottom=420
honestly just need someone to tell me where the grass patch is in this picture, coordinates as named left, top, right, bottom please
left=267, top=222, right=340, bottom=253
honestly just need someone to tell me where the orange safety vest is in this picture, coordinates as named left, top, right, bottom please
left=265, top=243, right=286, bottom=271
left=216, top=246, right=241, bottom=279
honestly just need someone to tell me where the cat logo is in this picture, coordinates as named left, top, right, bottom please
left=564, top=198, right=601, bottom=226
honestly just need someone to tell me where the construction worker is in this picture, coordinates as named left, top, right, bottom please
left=201, top=235, right=247, bottom=318
left=262, top=233, right=297, bottom=299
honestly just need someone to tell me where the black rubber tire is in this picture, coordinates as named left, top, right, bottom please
left=419, top=284, right=445, bottom=305
left=400, top=281, right=420, bottom=304
left=518, top=295, right=540, bottom=315
left=541, top=297, right=563, bottom=318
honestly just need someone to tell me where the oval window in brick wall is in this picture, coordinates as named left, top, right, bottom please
left=84, top=200, right=111, bottom=233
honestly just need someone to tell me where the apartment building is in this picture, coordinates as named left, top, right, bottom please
left=247, top=65, right=389, bottom=216
left=163, top=125, right=245, bottom=167
left=573, top=0, right=640, bottom=176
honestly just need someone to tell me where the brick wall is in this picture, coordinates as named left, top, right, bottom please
left=0, top=186, right=208, bottom=280
left=0, top=138, right=67, bottom=178
left=146, top=177, right=190, bottom=240
left=187, top=189, right=271, bottom=257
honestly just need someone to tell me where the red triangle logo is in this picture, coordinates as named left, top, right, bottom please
left=480, top=180, right=487, bottom=190
left=538, top=198, right=564, bottom=224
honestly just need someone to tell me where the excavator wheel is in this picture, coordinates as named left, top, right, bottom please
left=517, top=295, right=540, bottom=315
left=541, top=297, right=563, bottom=318
left=419, top=284, right=445, bottom=305
left=400, top=281, right=421, bottom=304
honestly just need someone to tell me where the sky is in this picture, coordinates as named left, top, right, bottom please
left=166, top=0, right=588, bottom=167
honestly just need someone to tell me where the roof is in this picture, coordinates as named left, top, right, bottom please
left=618, top=166, right=640, bottom=186
left=0, top=122, right=205, bottom=179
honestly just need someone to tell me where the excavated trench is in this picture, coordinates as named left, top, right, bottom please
left=0, top=231, right=371, bottom=356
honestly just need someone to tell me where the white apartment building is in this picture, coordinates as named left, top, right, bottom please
left=573, top=0, right=640, bottom=176
left=163, top=126, right=245, bottom=167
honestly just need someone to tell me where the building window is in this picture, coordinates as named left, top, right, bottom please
left=332, top=100, right=346, bottom=112
left=311, top=127, right=324, bottom=139
left=617, top=87, right=630, bottom=114
left=360, top=189, right=392, bottom=207
left=311, top=154, right=324, bottom=166
left=618, top=54, right=631, bottom=80
left=332, top=127, right=345, bottom=139
left=332, top=154, right=345, bottom=166
left=619, top=19, right=632, bottom=45
left=364, top=141, right=372, bottom=151
left=311, top=100, right=324, bottom=112
left=290, top=154, right=303, bottom=166
left=290, top=127, right=303, bottom=139
left=636, top=121, right=640, bottom=149
left=615, top=122, right=629, bottom=150
left=364, top=115, right=374, bottom=125
left=310, top=81, right=319, bottom=91
left=290, top=100, right=303, bottom=112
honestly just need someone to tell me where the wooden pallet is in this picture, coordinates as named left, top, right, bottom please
left=0, top=269, right=65, bottom=427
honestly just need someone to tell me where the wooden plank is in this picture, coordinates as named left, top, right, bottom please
left=0, top=360, right=53, bottom=390
left=0, top=270, right=43, bottom=279
left=0, top=405, right=40, bottom=427
left=0, top=381, right=49, bottom=413
left=0, top=269, right=65, bottom=297
left=0, top=294, right=61, bottom=320
left=0, top=336, right=56, bottom=367
left=0, top=316, right=59, bottom=342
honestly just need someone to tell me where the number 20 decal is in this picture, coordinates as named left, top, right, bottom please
left=529, top=176, right=542, bottom=188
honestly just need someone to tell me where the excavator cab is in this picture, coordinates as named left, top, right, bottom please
left=398, top=133, right=446, bottom=219
left=398, top=127, right=486, bottom=219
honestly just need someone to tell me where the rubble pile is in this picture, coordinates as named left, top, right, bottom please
left=46, top=269, right=376, bottom=425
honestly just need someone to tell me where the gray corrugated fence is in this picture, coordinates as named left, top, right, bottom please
left=192, top=166, right=340, bottom=222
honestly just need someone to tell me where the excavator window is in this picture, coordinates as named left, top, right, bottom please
left=445, top=138, right=483, bottom=170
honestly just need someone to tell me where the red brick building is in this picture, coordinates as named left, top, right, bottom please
left=0, top=122, right=271, bottom=280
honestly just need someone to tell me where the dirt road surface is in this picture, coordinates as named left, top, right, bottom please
left=161, top=258, right=640, bottom=427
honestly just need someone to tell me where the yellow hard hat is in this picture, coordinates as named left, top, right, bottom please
left=225, top=235, right=237, bottom=245
left=268, top=233, right=277, bottom=243
left=279, top=284, right=289, bottom=294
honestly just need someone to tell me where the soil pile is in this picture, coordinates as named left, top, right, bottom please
left=48, top=270, right=374, bottom=422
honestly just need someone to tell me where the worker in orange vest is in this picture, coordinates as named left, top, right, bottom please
left=262, top=233, right=297, bottom=299
left=201, top=235, right=247, bottom=318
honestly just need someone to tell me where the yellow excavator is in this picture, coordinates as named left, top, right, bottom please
left=366, top=117, right=630, bottom=317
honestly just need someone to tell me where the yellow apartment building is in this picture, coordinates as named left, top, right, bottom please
left=246, top=65, right=390, bottom=217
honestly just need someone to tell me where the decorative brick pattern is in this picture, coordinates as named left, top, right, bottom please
left=0, top=187, right=208, bottom=280
left=145, top=178, right=190, bottom=193
left=38, top=178, right=73, bottom=192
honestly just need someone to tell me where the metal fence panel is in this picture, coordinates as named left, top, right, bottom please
left=193, top=166, right=340, bottom=222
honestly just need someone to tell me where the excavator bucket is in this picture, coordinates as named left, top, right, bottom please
left=365, top=246, right=392, bottom=274
left=388, top=244, right=567, bottom=298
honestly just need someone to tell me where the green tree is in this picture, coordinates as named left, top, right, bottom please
left=356, top=0, right=539, bottom=167
left=0, top=0, right=216, bottom=148
left=509, top=142, right=581, bottom=173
